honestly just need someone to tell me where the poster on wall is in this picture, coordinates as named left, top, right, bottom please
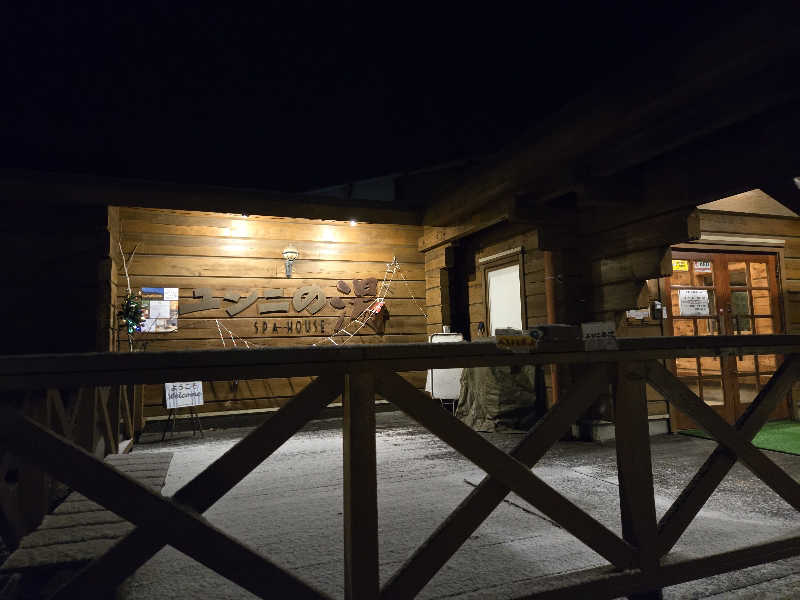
left=140, top=287, right=179, bottom=332
left=678, top=289, right=710, bottom=316
left=165, top=381, right=204, bottom=409
left=672, top=259, right=689, bottom=272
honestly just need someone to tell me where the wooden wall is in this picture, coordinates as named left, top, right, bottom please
left=463, top=224, right=547, bottom=337
left=424, top=222, right=552, bottom=401
left=0, top=203, right=117, bottom=547
left=0, top=203, right=117, bottom=355
left=117, top=207, right=427, bottom=419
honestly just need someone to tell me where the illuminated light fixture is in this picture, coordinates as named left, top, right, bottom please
left=282, top=245, right=299, bottom=278
left=349, top=219, right=357, bottom=226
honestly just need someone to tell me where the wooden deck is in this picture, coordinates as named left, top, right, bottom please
left=1, top=452, right=172, bottom=574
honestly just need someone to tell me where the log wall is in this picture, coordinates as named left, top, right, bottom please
left=117, top=207, right=427, bottom=419
left=0, top=204, right=117, bottom=355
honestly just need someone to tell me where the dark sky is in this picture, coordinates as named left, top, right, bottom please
left=1, top=2, right=727, bottom=191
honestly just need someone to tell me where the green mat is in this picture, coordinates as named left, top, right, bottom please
left=679, top=420, right=800, bottom=455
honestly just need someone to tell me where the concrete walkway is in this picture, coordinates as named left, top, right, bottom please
left=124, top=413, right=800, bottom=599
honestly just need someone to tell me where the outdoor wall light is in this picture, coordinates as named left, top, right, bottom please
left=282, top=245, right=299, bottom=278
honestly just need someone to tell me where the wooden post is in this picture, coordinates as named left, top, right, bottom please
left=615, top=362, right=662, bottom=600
left=110, top=384, right=121, bottom=451
left=73, top=387, right=98, bottom=455
left=342, top=371, right=379, bottom=600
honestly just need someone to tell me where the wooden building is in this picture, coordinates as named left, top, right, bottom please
left=419, top=189, right=800, bottom=437
left=2, top=6, right=800, bottom=438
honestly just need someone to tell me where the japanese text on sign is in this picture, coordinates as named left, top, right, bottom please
left=672, top=259, right=689, bottom=272
left=580, top=321, right=618, bottom=351
left=165, top=381, right=204, bottom=409
left=678, top=289, right=710, bottom=316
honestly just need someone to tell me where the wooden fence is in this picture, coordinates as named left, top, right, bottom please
left=1, top=336, right=800, bottom=598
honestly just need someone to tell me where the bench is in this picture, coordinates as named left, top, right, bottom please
left=0, top=452, right=173, bottom=597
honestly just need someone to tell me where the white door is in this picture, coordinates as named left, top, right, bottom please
left=487, top=264, right=523, bottom=335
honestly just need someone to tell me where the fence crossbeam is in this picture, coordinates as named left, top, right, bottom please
left=381, top=363, right=613, bottom=599
left=375, top=370, right=636, bottom=571
left=645, top=360, right=800, bottom=514
left=654, top=355, right=800, bottom=557
left=11, top=375, right=345, bottom=600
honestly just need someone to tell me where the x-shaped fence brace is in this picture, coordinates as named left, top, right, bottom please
left=0, top=356, right=799, bottom=599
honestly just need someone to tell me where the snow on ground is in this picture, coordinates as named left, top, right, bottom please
left=123, top=412, right=800, bottom=599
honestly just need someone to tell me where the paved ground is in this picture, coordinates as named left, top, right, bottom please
left=123, top=412, right=800, bottom=599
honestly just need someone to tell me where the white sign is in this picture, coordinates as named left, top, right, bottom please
left=148, top=300, right=171, bottom=319
left=625, top=308, right=650, bottom=320
left=694, top=261, right=712, bottom=274
left=581, top=321, right=618, bottom=351
left=163, top=287, right=179, bottom=301
left=165, top=381, right=204, bottom=409
left=425, top=332, right=464, bottom=400
left=678, top=289, right=710, bottom=316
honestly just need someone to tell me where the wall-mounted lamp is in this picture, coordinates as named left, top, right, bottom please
left=282, top=245, right=299, bottom=278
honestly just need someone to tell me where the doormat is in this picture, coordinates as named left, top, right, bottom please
left=679, top=420, right=800, bottom=456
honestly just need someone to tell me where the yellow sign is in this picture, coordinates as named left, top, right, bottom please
left=672, top=259, right=689, bottom=272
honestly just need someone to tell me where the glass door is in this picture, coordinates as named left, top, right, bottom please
left=724, top=254, right=786, bottom=421
left=666, top=251, right=788, bottom=429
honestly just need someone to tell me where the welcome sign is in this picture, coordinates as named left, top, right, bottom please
left=165, top=381, right=204, bottom=409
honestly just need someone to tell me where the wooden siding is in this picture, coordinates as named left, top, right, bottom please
left=424, top=223, right=554, bottom=404
left=118, top=207, right=427, bottom=419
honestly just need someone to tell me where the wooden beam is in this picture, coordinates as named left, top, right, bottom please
left=655, top=355, right=800, bottom=557
left=0, top=170, right=421, bottom=226
left=614, top=363, right=662, bottom=600
left=51, top=374, right=344, bottom=599
left=96, top=387, right=117, bottom=455
left=418, top=197, right=515, bottom=251
left=375, top=370, right=636, bottom=569
left=644, top=360, right=800, bottom=513
left=343, top=372, right=379, bottom=600
left=7, top=336, right=800, bottom=389
left=516, top=532, right=800, bottom=600
left=380, top=363, right=612, bottom=600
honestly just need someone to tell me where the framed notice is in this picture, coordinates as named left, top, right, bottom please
left=165, top=381, right=204, bottom=409
left=678, top=289, right=710, bottom=316
left=140, top=287, right=179, bottom=333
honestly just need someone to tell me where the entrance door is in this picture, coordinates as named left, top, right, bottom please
left=486, top=263, right=523, bottom=336
left=666, top=250, right=789, bottom=429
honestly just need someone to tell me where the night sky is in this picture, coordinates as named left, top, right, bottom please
left=1, top=2, right=728, bottom=192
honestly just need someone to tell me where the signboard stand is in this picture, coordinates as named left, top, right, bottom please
left=161, top=406, right=204, bottom=441
left=162, top=381, right=205, bottom=440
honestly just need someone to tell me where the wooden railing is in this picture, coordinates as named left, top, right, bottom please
left=1, top=335, right=800, bottom=599
left=0, top=382, right=137, bottom=548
